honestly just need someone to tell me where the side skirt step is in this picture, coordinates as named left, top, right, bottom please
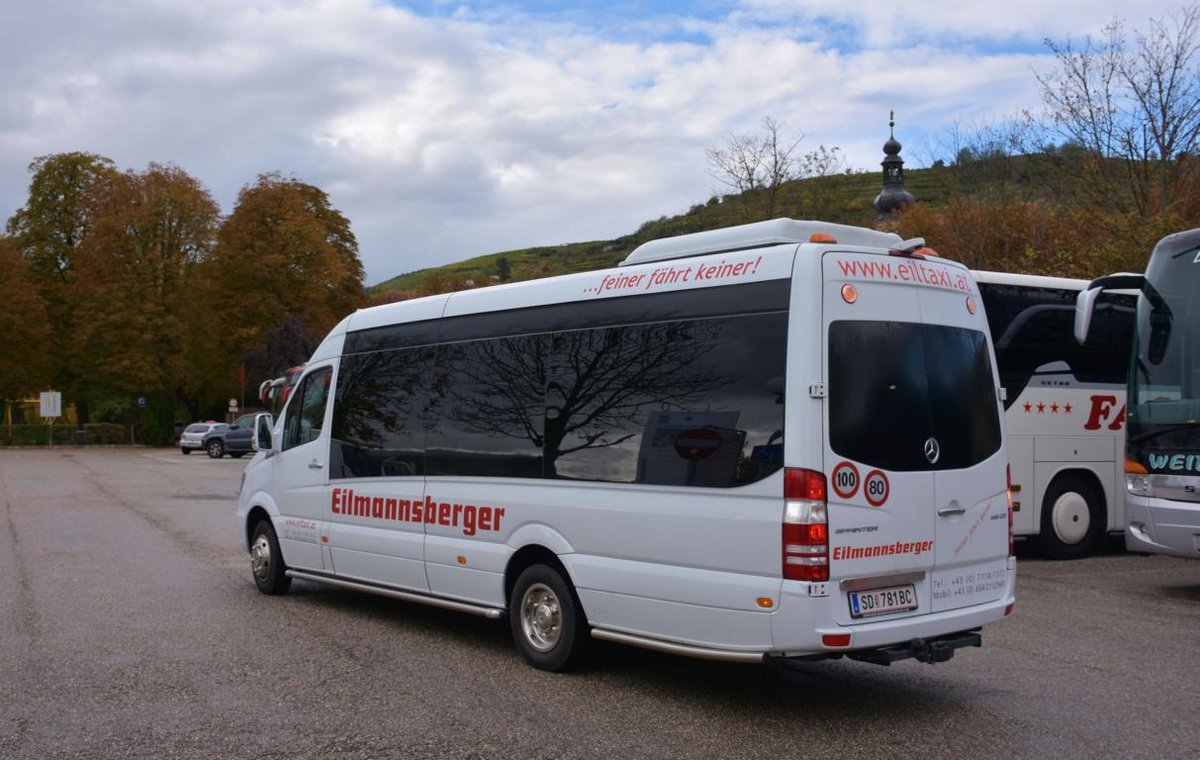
left=590, top=628, right=765, bottom=664
left=285, top=570, right=505, bottom=620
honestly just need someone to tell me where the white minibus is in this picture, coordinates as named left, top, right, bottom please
left=237, top=219, right=1016, bottom=671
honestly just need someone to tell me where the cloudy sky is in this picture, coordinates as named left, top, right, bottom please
left=1, top=0, right=1184, bottom=285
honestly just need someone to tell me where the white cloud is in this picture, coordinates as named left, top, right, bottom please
left=0, top=0, right=1185, bottom=283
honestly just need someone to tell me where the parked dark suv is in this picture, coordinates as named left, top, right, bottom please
left=180, top=414, right=256, bottom=458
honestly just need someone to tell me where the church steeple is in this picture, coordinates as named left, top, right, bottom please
left=873, top=111, right=915, bottom=219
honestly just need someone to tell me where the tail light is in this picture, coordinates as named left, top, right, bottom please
left=1006, top=466, right=1015, bottom=557
left=783, top=468, right=829, bottom=581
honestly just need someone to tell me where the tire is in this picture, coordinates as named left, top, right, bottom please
left=181, top=448, right=190, bottom=455
left=1038, top=474, right=1105, bottom=560
left=509, top=564, right=590, bottom=672
left=206, top=439, right=225, bottom=458
left=250, top=520, right=291, bottom=595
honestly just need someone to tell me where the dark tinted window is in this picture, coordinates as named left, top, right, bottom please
left=925, top=325, right=1006, bottom=469
left=980, top=283, right=1134, bottom=404
left=427, top=336, right=547, bottom=478
left=282, top=367, right=332, bottom=451
left=330, top=348, right=433, bottom=477
left=829, top=321, right=1001, bottom=471
left=547, top=313, right=786, bottom=486
left=330, top=283, right=787, bottom=487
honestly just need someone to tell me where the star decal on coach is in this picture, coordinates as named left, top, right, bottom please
left=1024, top=399, right=1074, bottom=414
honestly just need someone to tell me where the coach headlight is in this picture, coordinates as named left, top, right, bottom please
left=1125, top=458, right=1152, bottom=497
left=1125, top=472, right=1152, bottom=497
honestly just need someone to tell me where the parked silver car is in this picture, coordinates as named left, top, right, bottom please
left=180, top=415, right=256, bottom=458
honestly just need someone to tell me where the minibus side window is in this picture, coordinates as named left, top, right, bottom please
left=431, top=335, right=547, bottom=478
left=283, top=367, right=333, bottom=451
left=548, top=312, right=786, bottom=486
left=330, top=281, right=788, bottom=486
left=330, top=348, right=431, bottom=478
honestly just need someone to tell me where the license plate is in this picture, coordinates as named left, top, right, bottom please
left=848, top=584, right=917, bottom=619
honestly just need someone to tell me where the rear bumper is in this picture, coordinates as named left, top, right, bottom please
left=775, top=628, right=982, bottom=665
left=770, top=564, right=1016, bottom=658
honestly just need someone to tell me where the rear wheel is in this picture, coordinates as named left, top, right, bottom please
left=1038, top=475, right=1104, bottom=560
left=250, top=520, right=291, bottom=595
left=509, top=564, right=590, bottom=671
left=181, top=448, right=190, bottom=455
left=206, top=439, right=225, bottom=458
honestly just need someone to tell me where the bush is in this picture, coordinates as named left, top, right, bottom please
left=0, top=424, right=76, bottom=446
left=86, top=423, right=128, bottom=445
left=0, top=422, right=129, bottom=446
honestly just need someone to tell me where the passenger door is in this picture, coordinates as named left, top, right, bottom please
left=271, top=364, right=335, bottom=572
left=821, top=263, right=938, bottom=621
left=322, top=347, right=432, bottom=593
left=919, top=290, right=1010, bottom=613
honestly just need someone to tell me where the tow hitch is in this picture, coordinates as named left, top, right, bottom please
left=847, top=629, right=982, bottom=666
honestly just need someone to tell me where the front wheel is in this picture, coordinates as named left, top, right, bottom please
left=206, top=439, right=225, bottom=458
left=509, top=564, right=590, bottom=671
left=1038, top=475, right=1104, bottom=560
left=250, top=520, right=291, bottom=595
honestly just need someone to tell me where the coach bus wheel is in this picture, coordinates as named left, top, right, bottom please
left=1038, top=475, right=1104, bottom=560
left=250, top=520, right=291, bottom=595
left=509, top=564, right=590, bottom=671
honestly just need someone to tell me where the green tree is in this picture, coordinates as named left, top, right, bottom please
left=201, top=173, right=367, bottom=401
left=0, top=237, right=52, bottom=402
left=5, top=152, right=119, bottom=425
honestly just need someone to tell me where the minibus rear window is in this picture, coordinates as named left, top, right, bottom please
left=828, top=321, right=1002, bottom=471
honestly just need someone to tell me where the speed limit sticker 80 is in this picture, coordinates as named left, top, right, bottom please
left=864, top=469, right=890, bottom=507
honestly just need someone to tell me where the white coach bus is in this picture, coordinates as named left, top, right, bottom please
left=237, top=219, right=1016, bottom=672
left=973, top=271, right=1136, bottom=559
left=1076, top=228, right=1200, bottom=559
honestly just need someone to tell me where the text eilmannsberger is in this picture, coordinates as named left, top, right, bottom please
left=331, top=487, right=505, bottom=536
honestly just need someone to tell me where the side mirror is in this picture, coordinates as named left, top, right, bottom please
left=1074, top=287, right=1101, bottom=344
left=1075, top=272, right=1145, bottom=344
left=253, top=412, right=274, bottom=453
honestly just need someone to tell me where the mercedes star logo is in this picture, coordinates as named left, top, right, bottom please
left=924, top=437, right=941, bottom=464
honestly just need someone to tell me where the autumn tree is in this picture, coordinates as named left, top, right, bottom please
left=0, top=237, right=52, bottom=404
left=1038, top=5, right=1200, bottom=218
left=706, top=117, right=845, bottom=221
left=5, top=152, right=119, bottom=424
left=201, top=173, right=367, bottom=402
left=707, top=117, right=801, bottom=221
left=72, top=164, right=220, bottom=437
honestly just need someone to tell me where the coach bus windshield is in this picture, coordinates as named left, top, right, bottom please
left=1127, top=244, right=1200, bottom=472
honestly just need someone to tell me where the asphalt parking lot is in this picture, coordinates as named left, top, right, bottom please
left=2, top=448, right=1198, bottom=759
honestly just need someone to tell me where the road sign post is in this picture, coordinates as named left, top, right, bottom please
left=40, top=391, right=62, bottom=447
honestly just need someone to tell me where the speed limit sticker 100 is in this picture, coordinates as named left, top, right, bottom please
left=831, top=461, right=860, bottom=500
